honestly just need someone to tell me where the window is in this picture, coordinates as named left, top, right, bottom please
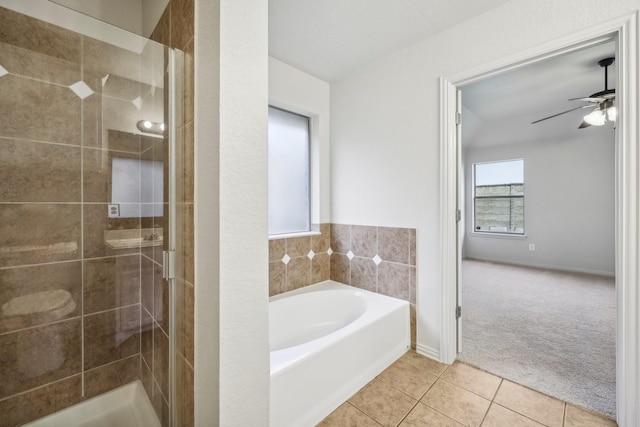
left=474, top=159, right=524, bottom=234
left=268, top=106, right=310, bottom=235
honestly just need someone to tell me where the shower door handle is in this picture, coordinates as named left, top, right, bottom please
left=162, top=250, right=176, bottom=280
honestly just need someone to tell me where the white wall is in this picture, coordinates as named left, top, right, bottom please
left=194, top=0, right=270, bottom=425
left=268, top=58, right=331, bottom=224
left=463, top=126, right=615, bottom=275
left=330, top=0, right=640, bottom=358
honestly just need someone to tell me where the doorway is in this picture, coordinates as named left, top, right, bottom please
left=439, top=13, right=640, bottom=426
left=456, top=41, right=616, bottom=417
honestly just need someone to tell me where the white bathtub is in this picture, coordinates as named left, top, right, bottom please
left=270, top=280, right=410, bottom=427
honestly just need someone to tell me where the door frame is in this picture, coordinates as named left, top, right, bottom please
left=439, top=12, right=638, bottom=426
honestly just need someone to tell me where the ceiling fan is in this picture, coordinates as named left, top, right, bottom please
left=532, top=57, right=616, bottom=129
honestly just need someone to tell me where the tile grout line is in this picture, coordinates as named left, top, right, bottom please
left=346, top=402, right=384, bottom=427
left=80, top=32, right=86, bottom=399
left=477, top=378, right=501, bottom=427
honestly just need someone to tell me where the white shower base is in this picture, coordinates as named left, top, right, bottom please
left=24, top=380, right=160, bottom=427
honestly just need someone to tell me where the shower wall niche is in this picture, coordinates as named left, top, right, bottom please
left=0, top=5, right=186, bottom=426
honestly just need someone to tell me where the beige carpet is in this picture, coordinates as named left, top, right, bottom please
left=458, top=259, right=616, bottom=419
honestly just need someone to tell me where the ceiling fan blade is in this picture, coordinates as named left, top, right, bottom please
left=531, top=105, right=593, bottom=124
left=568, top=96, right=606, bottom=103
left=578, top=120, right=592, bottom=129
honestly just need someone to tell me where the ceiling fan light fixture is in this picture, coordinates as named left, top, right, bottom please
left=584, top=109, right=606, bottom=126
left=607, top=106, right=618, bottom=121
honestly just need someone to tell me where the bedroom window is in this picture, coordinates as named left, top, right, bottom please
left=268, top=106, right=311, bottom=235
left=474, top=159, right=524, bottom=235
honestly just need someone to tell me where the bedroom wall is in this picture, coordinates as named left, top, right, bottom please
left=330, top=0, right=640, bottom=358
left=463, top=126, right=615, bottom=276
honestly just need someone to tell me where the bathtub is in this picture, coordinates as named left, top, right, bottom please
left=270, top=280, right=410, bottom=427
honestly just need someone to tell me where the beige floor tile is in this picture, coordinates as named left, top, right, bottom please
left=482, top=403, right=545, bottom=427
left=348, top=378, right=417, bottom=427
left=377, top=356, right=439, bottom=399
left=494, top=380, right=564, bottom=427
left=440, top=361, right=502, bottom=400
left=564, top=404, right=617, bottom=427
left=421, top=379, right=490, bottom=427
left=317, top=402, right=382, bottom=427
left=399, top=402, right=464, bottom=426
left=397, top=350, right=448, bottom=376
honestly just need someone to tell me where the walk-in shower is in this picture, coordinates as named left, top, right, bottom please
left=0, top=2, right=188, bottom=426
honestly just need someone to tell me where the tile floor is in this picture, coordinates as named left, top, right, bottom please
left=318, top=351, right=617, bottom=427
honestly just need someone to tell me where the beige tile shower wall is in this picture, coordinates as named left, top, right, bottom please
left=330, top=224, right=417, bottom=349
left=150, top=0, right=195, bottom=426
left=0, top=7, right=167, bottom=426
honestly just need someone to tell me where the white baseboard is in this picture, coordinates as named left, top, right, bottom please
left=464, top=256, right=615, bottom=277
left=416, top=344, right=443, bottom=363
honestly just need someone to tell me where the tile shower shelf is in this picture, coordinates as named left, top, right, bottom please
left=103, top=228, right=163, bottom=249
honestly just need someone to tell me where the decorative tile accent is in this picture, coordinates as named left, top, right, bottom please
left=69, top=80, right=93, bottom=99
left=347, top=250, right=355, bottom=260
left=0, top=64, right=7, bottom=77
left=373, top=254, right=382, bottom=265
left=131, top=96, right=142, bottom=109
left=327, top=248, right=333, bottom=256
left=307, top=250, right=315, bottom=260
left=282, top=254, right=291, bottom=265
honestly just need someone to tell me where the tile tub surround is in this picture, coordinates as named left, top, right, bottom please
left=0, top=7, right=173, bottom=427
left=331, top=224, right=417, bottom=348
left=268, top=224, right=332, bottom=296
left=269, top=223, right=417, bottom=348
left=319, top=351, right=617, bottom=427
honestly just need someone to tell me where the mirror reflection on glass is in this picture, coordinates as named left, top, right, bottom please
left=111, top=157, right=163, bottom=218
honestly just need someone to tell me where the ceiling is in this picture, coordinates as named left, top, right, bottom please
left=269, top=2, right=617, bottom=149
left=269, top=0, right=513, bottom=82
left=462, top=41, right=617, bottom=148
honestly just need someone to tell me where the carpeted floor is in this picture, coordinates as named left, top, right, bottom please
left=457, top=259, right=616, bottom=419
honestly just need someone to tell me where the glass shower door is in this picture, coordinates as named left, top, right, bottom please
left=0, top=5, right=180, bottom=426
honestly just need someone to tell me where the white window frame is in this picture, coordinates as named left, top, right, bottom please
left=472, top=159, right=525, bottom=236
